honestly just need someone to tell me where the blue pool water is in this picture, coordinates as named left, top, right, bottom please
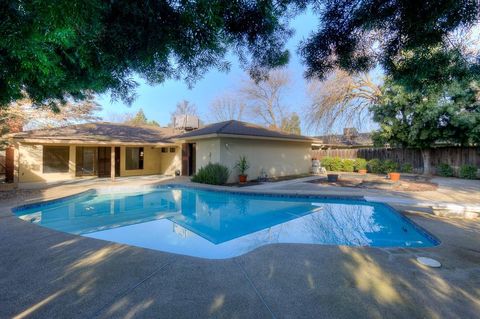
left=13, top=185, right=438, bottom=258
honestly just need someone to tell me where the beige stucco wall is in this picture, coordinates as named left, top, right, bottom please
left=16, top=143, right=76, bottom=183
left=159, top=146, right=182, bottom=175
left=219, top=137, right=312, bottom=182
left=119, top=146, right=162, bottom=177
left=195, top=138, right=221, bottom=171
left=192, top=137, right=312, bottom=183
left=15, top=142, right=182, bottom=184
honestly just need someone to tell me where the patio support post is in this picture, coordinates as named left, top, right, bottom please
left=110, top=146, right=115, bottom=182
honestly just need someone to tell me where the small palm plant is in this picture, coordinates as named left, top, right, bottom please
left=234, top=155, right=250, bottom=183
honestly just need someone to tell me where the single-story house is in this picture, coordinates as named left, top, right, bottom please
left=5, top=120, right=318, bottom=185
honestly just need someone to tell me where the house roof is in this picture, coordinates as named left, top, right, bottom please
left=315, top=132, right=373, bottom=148
left=9, top=122, right=178, bottom=145
left=173, top=120, right=316, bottom=142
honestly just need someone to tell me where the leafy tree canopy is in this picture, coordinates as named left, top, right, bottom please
left=301, top=0, right=480, bottom=87
left=2, top=0, right=479, bottom=110
left=371, top=75, right=480, bottom=149
left=0, top=0, right=307, bottom=107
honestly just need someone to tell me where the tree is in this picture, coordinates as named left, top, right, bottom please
left=209, top=93, right=245, bottom=122
left=0, top=93, right=101, bottom=136
left=300, top=0, right=480, bottom=87
left=172, top=100, right=198, bottom=117
left=125, top=108, right=160, bottom=127
left=280, top=113, right=301, bottom=134
left=1, top=0, right=306, bottom=108
left=241, top=68, right=291, bottom=128
left=371, top=75, right=480, bottom=174
left=305, top=70, right=381, bottom=134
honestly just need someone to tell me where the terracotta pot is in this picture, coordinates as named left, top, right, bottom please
left=389, top=172, right=400, bottom=181
left=358, top=169, right=367, bottom=175
left=327, top=174, right=339, bottom=182
left=239, top=175, right=248, bottom=183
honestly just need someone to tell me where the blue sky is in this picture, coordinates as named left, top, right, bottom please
left=96, top=11, right=322, bottom=132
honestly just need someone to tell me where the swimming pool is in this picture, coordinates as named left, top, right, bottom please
left=13, top=185, right=438, bottom=258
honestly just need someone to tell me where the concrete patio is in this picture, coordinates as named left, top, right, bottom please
left=1, top=176, right=479, bottom=318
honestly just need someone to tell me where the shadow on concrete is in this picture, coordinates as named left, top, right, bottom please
left=0, top=206, right=479, bottom=318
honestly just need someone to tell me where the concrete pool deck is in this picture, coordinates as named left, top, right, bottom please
left=1, top=176, right=479, bottom=318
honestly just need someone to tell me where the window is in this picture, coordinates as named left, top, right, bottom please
left=161, top=147, right=168, bottom=153
left=43, top=146, right=69, bottom=173
left=169, top=147, right=176, bottom=153
left=126, top=147, right=144, bottom=170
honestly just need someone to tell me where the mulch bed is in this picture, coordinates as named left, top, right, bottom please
left=308, top=174, right=438, bottom=192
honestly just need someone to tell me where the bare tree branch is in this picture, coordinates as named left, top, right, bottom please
left=305, top=69, right=382, bottom=134
left=208, top=93, right=245, bottom=122
left=240, top=68, right=291, bottom=129
left=1, top=92, right=101, bottom=134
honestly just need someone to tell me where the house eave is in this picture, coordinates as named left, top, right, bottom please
left=173, top=133, right=320, bottom=144
left=11, top=137, right=178, bottom=146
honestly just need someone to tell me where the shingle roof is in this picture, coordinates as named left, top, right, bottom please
left=10, top=122, right=177, bottom=144
left=173, top=120, right=315, bottom=142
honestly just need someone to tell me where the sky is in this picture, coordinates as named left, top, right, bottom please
left=95, top=10, right=333, bottom=135
left=90, top=10, right=480, bottom=136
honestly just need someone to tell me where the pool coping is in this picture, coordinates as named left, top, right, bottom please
left=10, top=181, right=441, bottom=253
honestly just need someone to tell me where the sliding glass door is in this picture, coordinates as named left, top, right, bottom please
left=76, top=147, right=97, bottom=176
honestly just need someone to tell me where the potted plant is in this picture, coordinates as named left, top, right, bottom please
left=354, top=158, right=367, bottom=175
left=383, top=160, right=400, bottom=181
left=235, top=155, right=250, bottom=184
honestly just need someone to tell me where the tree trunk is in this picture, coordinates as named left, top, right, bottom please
left=421, top=148, right=432, bottom=175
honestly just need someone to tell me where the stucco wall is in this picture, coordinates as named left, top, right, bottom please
left=219, top=137, right=312, bottom=183
left=159, top=146, right=182, bottom=175
left=119, top=146, right=163, bottom=177
left=16, top=143, right=182, bottom=183
left=195, top=138, right=221, bottom=171
left=17, top=143, right=75, bottom=183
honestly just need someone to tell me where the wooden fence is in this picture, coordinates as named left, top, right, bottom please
left=311, top=147, right=480, bottom=174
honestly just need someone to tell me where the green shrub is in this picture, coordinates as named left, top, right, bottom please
left=354, top=158, right=367, bottom=171
left=342, top=159, right=355, bottom=172
left=330, top=157, right=343, bottom=171
left=437, top=163, right=454, bottom=177
left=191, top=163, right=230, bottom=185
left=367, top=159, right=383, bottom=174
left=321, top=157, right=343, bottom=171
left=320, top=157, right=333, bottom=171
left=459, top=165, right=478, bottom=179
left=383, top=160, right=398, bottom=173
left=400, top=163, right=413, bottom=173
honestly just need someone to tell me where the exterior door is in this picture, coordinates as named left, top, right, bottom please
left=181, top=143, right=196, bottom=176
left=97, top=147, right=111, bottom=177
left=115, top=147, right=120, bottom=177
left=5, top=147, right=14, bottom=183
left=76, top=147, right=97, bottom=176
